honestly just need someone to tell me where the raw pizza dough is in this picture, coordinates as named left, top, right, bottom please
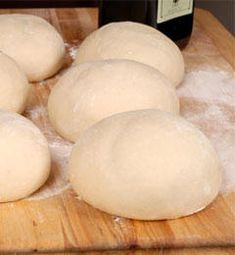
left=69, top=109, right=222, bottom=220
left=48, top=59, right=179, bottom=142
left=0, top=110, right=51, bottom=202
left=0, top=14, right=65, bottom=81
left=0, top=52, right=30, bottom=113
left=75, top=22, right=184, bottom=87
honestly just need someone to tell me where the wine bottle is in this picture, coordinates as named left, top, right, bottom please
left=99, top=0, right=194, bottom=47
left=99, top=0, right=150, bottom=26
left=155, top=0, right=194, bottom=47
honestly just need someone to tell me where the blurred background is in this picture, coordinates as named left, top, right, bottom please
left=0, top=0, right=234, bottom=35
left=196, top=0, right=234, bottom=35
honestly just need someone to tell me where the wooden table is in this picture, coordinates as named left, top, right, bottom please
left=0, top=8, right=234, bottom=255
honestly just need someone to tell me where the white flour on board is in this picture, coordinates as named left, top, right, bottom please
left=25, top=105, right=73, bottom=201
left=178, top=67, right=235, bottom=193
left=65, top=41, right=78, bottom=60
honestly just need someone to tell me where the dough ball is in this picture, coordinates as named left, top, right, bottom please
left=0, top=110, right=51, bottom=202
left=75, top=22, right=184, bottom=87
left=48, top=59, right=179, bottom=142
left=0, top=14, right=65, bottom=81
left=69, top=109, right=222, bottom=220
left=0, top=52, right=30, bottom=113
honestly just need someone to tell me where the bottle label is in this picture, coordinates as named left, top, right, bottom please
left=157, top=0, right=193, bottom=23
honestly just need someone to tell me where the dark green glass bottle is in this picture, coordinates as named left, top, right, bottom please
left=99, top=0, right=194, bottom=47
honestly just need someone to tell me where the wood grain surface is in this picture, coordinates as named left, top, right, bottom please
left=11, top=248, right=235, bottom=255
left=0, top=8, right=234, bottom=254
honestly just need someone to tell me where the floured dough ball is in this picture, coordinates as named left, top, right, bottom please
left=75, top=22, right=184, bottom=87
left=48, top=59, right=179, bottom=142
left=0, top=110, right=51, bottom=202
left=69, top=109, right=222, bottom=220
left=0, top=14, right=65, bottom=81
left=0, top=52, right=30, bottom=113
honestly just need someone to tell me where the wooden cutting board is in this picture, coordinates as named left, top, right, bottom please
left=0, top=8, right=235, bottom=254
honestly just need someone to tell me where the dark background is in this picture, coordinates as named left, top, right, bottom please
left=196, top=0, right=234, bottom=35
left=0, top=0, right=233, bottom=35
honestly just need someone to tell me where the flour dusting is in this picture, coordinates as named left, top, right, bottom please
left=25, top=104, right=73, bottom=200
left=178, top=67, right=235, bottom=107
left=65, top=41, right=78, bottom=61
left=112, top=216, right=121, bottom=223
left=178, top=67, right=235, bottom=193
